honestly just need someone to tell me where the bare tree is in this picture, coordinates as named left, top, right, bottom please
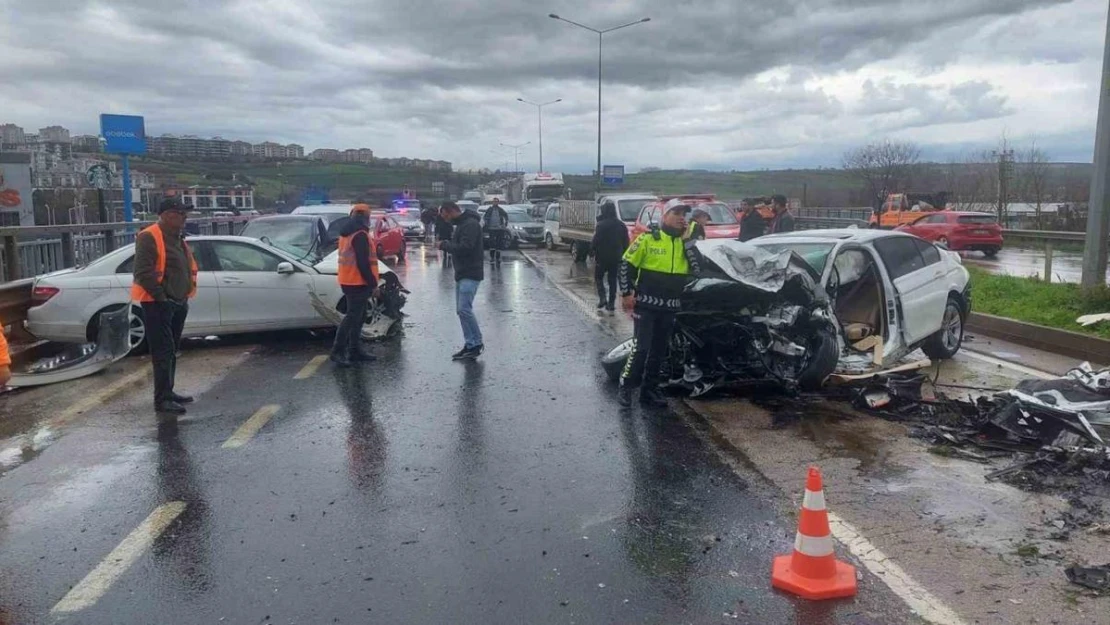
left=1018, top=141, right=1051, bottom=229
left=842, top=140, right=923, bottom=206
left=942, top=152, right=995, bottom=212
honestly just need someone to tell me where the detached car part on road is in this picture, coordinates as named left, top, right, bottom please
left=26, top=236, right=406, bottom=354
left=602, top=231, right=971, bottom=394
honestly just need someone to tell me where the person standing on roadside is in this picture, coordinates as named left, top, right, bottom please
left=438, top=202, right=485, bottom=360
left=132, top=197, right=198, bottom=414
left=591, top=201, right=629, bottom=314
left=618, top=201, right=701, bottom=408
left=769, top=194, right=795, bottom=234
left=0, top=320, right=11, bottom=388
left=483, top=198, right=509, bottom=266
left=420, top=205, right=438, bottom=244
left=331, top=204, right=380, bottom=368
left=436, top=206, right=455, bottom=267
left=738, top=202, right=767, bottom=242
left=686, top=208, right=710, bottom=241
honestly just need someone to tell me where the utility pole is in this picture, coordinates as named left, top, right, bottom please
left=499, top=142, right=530, bottom=174
left=517, top=98, right=562, bottom=172
left=1082, top=4, right=1110, bottom=288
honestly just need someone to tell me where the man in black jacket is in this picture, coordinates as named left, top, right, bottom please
left=738, top=203, right=767, bottom=242
left=591, top=201, right=629, bottom=314
left=483, top=198, right=510, bottom=266
left=769, top=194, right=795, bottom=234
left=438, top=202, right=485, bottom=360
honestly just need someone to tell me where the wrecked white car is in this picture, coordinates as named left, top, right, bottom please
left=601, top=231, right=971, bottom=393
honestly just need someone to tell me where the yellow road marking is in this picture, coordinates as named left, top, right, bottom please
left=51, top=501, right=187, bottom=614
left=49, top=366, right=152, bottom=429
left=222, top=404, right=280, bottom=449
left=293, top=355, right=329, bottom=380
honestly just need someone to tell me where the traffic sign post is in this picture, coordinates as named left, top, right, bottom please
left=99, top=114, right=146, bottom=223
left=602, top=165, right=624, bottom=185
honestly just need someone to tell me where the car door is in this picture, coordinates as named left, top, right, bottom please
left=545, top=204, right=560, bottom=240
left=113, top=242, right=222, bottom=334
left=208, top=240, right=318, bottom=331
left=376, top=217, right=401, bottom=256
left=872, top=236, right=948, bottom=345
left=910, top=214, right=947, bottom=241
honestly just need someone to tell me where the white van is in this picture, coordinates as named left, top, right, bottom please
left=543, top=202, right=561, bottom=250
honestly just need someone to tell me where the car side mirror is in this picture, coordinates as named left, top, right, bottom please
left=277, top=261, right=295, bottom=275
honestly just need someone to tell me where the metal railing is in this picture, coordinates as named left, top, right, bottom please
left=1, top=217, right=253, bottom=283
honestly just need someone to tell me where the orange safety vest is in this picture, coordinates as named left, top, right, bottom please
left=0, top=320, right=10, bottom=368
left=130, top=224, right=199, bottom=302
left=337, top=230, right=378, bottom=286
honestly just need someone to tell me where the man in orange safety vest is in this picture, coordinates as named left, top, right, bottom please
left=330, top=203, right=380, bottom=368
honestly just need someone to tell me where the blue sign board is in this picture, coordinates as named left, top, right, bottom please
left=99, top=114, right=147, bottom=155
left=602, top=164, right=624, bottom=185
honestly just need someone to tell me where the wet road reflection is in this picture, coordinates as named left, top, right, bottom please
left=152, top=418, right=211, bottom=598
left=336, top=369, right=388, bottom=503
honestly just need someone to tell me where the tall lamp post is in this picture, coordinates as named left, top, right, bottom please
left=517, top=97, right=562, bottom=172
left=549, top=13, right=650, bottom=191
left=499, top=142, right=530, bottom=174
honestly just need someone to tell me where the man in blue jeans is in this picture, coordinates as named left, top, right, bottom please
left=437, top=202, right=484, bottom=360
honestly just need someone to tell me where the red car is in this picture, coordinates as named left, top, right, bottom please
left=369, top=212, right=408, bottom=262
left=631, top=195, right=741, bottom=240
left=897, top=211, right=1002, bottom=257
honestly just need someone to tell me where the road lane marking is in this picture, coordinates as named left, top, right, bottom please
left=961, top=349, right=1056, bottom=380
left=829, top=512, right=968, bottom=625
left=49, top=366, right=152, bottom=428
left=222, top=404, right=281, bottom=449
left=51, top=501, right=187, bottom=614
left=293, top=355, right=329, bottom=379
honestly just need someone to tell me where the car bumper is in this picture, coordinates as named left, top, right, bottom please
left=25, top=316, right=89, bottom=343
left=949, top=235, right=1003, bottom=251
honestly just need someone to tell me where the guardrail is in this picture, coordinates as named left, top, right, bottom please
left=1, top=217, right=253, bottom=283
left=0, top=278, right=33, bottom=334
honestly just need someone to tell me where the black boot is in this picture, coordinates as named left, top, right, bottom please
left=617, top=385, right=632, bottom=408
left=169, top=392, right=194, bottom=404
left=330, top=352, right=352, bottom=368
left=155, top=400, right=187, bottom=415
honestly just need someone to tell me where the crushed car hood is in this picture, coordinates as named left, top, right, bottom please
left=685, top=240, right=830, bottom=311
left=694, top=239, right=818, bottom=293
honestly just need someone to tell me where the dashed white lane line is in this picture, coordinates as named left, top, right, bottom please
left=960, top=349, right=1056, bottom=380
left=222, top=404, right=281, bottom=449
left=293, top=354, right=329, bottom=380
left=829, top=512, right=968, bottom=625
left=49, top=366, right=152, bottom=428
left=51, top=501, right=187, bottom=614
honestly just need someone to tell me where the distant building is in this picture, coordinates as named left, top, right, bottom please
left=72, top=135, right=102, bottom=153
left=166, top=184, right=255, bottom=210
left=230, top=140, right=253, bottom=156
left=342, top=148, right=374, bottom=163
left=286, top=144, right=305, bottom=159
left=0, top=123, right=26, bottom=146
left=146, top=134, right=231, bottom=160
left=38, top=125, right=71, bottom=143
left=309, top=148, right=341, bottom=161
left=253, top=141, right=288, bottom=159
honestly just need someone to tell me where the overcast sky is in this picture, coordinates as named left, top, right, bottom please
left=1, top=0, right=1107, bottom=172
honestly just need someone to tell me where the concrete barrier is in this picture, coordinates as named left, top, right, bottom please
left=966, top=312, right=1110, bottom=365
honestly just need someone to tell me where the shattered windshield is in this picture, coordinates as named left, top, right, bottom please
left=751, top=242, right=836, bottom=273
left=240, top=220, right=316, bottom=257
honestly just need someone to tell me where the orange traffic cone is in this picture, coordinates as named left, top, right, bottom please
left=771, top=466, right=857, bottom=600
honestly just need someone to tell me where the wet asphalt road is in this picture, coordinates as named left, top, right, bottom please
left=0, top=247, right=919, bottom=624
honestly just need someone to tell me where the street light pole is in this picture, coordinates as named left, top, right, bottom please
left=499, top=142, right=530, bottom=174
left=517, top=97, right=562, bottom=172
left=549, top=13, right=650, bottom=192
left=1082, top=3, right=1110, bottom=288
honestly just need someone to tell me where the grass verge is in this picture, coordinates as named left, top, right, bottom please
left=968, top=266, right=1110, bottom=339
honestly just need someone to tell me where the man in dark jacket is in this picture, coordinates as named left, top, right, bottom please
left=483, top=198, right=510, bottom=266
left=330, top=204, right=379, bottom=368
left=738, top=203, right=767, bottom=242
left=435, top=209, right=454, bottom=267
left=591, top=201, right=629, bottom=314
left=438, top=202, right=484, bottom=360
left=769, top=194, right=795, bottom=234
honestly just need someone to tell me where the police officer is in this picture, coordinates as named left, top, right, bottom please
left=132, top=197, right=199, bottom=414
left=331, top=204, right=380, bottom=368
left=686, top=207, right=710, bottom=241
left=618, top=200, right=701, bottom=407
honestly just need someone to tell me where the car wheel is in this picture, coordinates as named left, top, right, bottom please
left=922, top=297, right=965, bottom=360
left=545, top=234, right=556, bottom=250
left=602, top=338, right=634, bottom=382
left=983, top=247, right=1000, bottom=259
left=795, top=326, right=839, bottom=391
left=87, top=305, right=148, bottom=355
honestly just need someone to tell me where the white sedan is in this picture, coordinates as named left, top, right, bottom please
left=751, top=229, right=971, bottom=363
left=26, top=235, right=393, bottom=350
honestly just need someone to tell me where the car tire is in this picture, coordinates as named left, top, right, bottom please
left=602, top=338, right=634, bottom=382
left=545, top=234, right=556, bottom=250
left=87, top=304, right=148, bottom=355
left=573, top=241, right=590, bottom=263
left=795, top=326, right=839, bottom=391
left=922, top=297, right=965, bottom=360
left=983, top=247, right=1000, bottom=259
